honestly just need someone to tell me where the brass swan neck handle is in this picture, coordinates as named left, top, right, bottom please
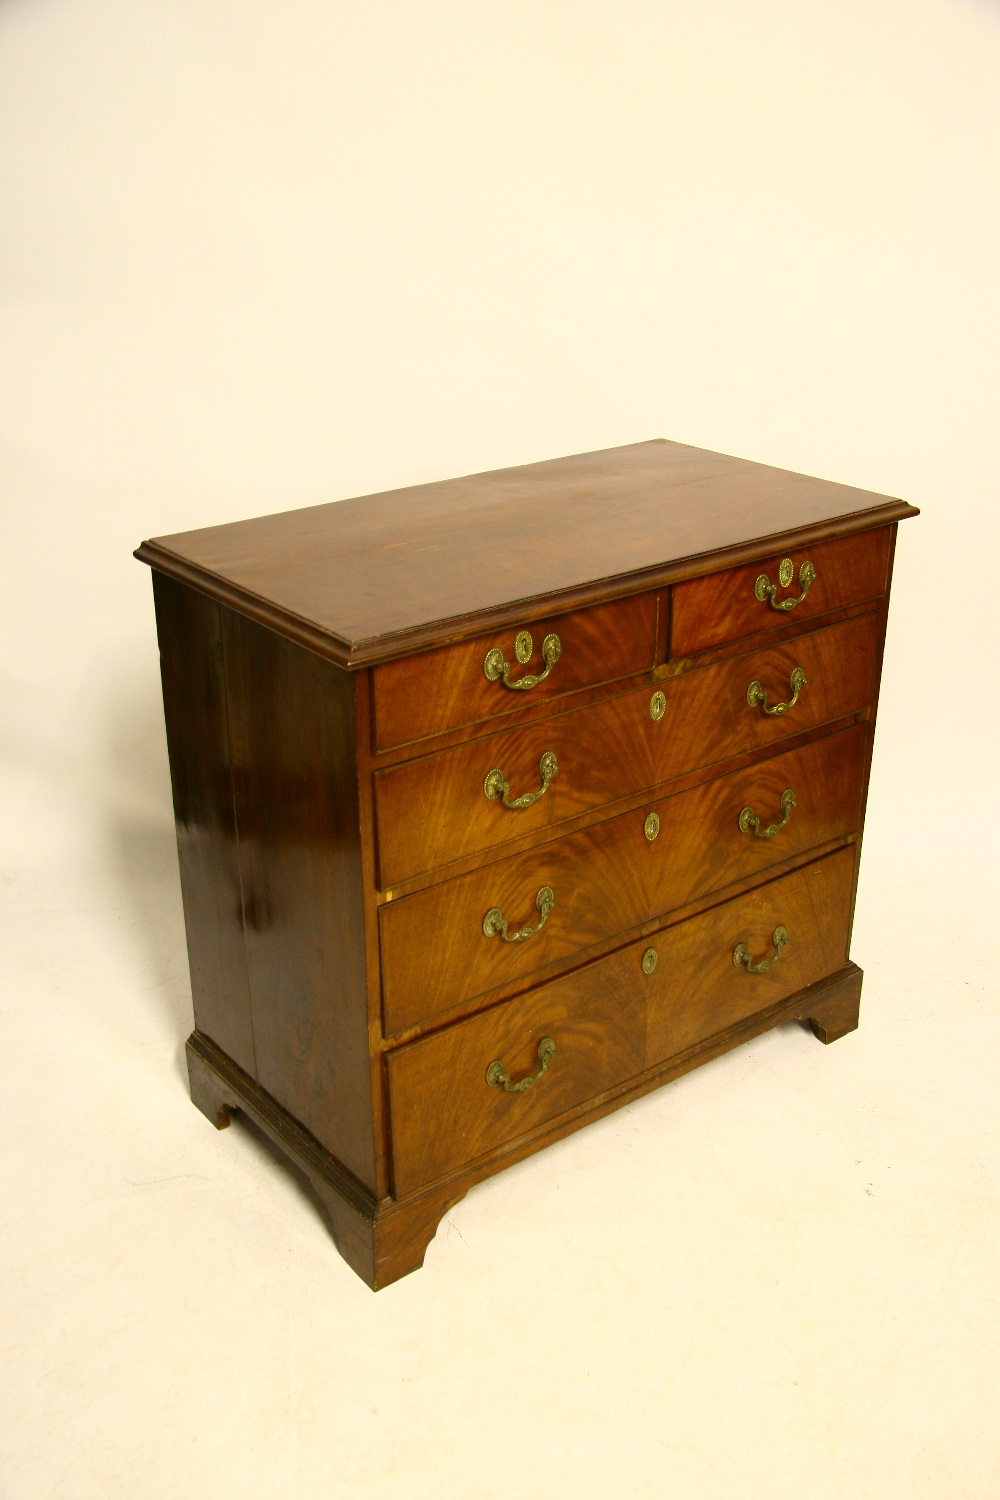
left=483, top=630, right=562, bottom=691
left=754, top=558, right=816, bottom=612
left=746, top=666, right=807, bottom=717
left=484, top=752, right=558, bottom=810
left=482, top=886, right=555, bottom=943
left=739, top=788, right=796, bottom=838
left=733, top=925, right=789, bottom=973
left=486, top=1037, right=556, bottom=1092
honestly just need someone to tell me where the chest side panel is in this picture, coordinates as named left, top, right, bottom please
left=221, top=610, right=377, bottom=1191
left=152, top=572, right=256, bottom=1076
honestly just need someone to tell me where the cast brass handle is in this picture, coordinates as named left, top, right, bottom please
left=484, top=630, right=562, bottom=690
left=483, top=886, right=555, bottom=943
left=754, top=558, right=816, bottom=611
left=733, top=924, right=789, bottom=973
left=484, top=751, right=558, bottom=809
left=486, top=1036, right=556, bottom=1092
left=739, top=788, right=796, bottom=838
left=746, top=666, right=807, bottom=717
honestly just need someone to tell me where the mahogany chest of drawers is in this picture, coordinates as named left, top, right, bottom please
left=136, top=439, right=917, bottom=1288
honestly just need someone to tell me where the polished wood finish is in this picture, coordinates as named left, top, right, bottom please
left=218, top=610, right=377, bottom=1189
left=670, top=527, right=889, bottom=656
left=372, top=591, right=656, bottom=751
left=374, top=616, right=875, bottom=890
left=374, top=682, right=659, bottom=888
left=644, top=848, right=856, bottom=1064
left=653, top=612, right=880, bottom=773
left=152, top=574, right=255, bottom=1074
left=378, top=725, right=866, bottom=1036
left=387, top=946, right=647, bottom=1196
left=136, top=439, right=917, bottom=668
left=387, top=846, right=855, bottom=1195
left=138, top=439, right=915, bottom=1288
left=645, top=724, right=865, bottom=923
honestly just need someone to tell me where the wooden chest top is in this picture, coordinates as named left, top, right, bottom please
left=134, top=438, right=917, bottom=667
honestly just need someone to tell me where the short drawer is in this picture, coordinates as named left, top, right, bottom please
left=386, top=941, right=648, bottom=1197
left=375, top=612, right=878, bottom=890
left=644, top=847, right=856, bottom=1065
left=372, top=592, right=657, bottom=752
left=378, top=724, right=866, bottom=1036
left=670, top=527, right=889, bottom=657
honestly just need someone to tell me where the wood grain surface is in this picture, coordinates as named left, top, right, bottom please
left=645, top=848, right=857, bottom=1064
left=386, top=943, right=648, bottom=1196
left=387, top=846, right=855, bottom=1197
left=136, top=439, right=917, bottom=666
left=375, top=613, right=878, bottom=891
left=670, top=526, right=889, bottom=656
left=221, top=610, right=377, bottom=1190
left=152, top=574, right=256, bottom=1075
left=652, top=611, right=880, bottom=776
left=372, top=591, right=656, bottom=750
left=374, top=681, right=659, bottom=889
left=378, top=724, right=866, bottom=1035
left=644, top=724, right=866, bottom=924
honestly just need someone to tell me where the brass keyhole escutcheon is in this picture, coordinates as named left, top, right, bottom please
left=778, top=556, right=794, bottom=588
left=644, top=812, right=660, bottom=842
left=649, top=690, right=666, bottom=722
left=514, top=630, right=533, bottom=664
left=642, top=947, right=658, bottom=975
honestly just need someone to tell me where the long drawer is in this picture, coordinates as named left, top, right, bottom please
left=374, top=610, right=879, bottom=888
left=386, top=848, right=856, bottom=1196
left=379, top=724, right=867, bottom=1035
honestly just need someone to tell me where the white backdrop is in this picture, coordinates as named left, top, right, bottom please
left=2, top=3, right=998, bottom=1496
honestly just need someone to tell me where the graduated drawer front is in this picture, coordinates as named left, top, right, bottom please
left=374, top=611, right=878, bottom=889
left=375, top=686, right=657, bottom=889
left=379, top=724, right=866, bottom=1036
left=645, top=847, right=857, bottom=1064
left=671, top=527, right=889, bottom=657
left=386, top=943, right=648, bottom=1198
left=387, top=848, right=855, bottom=1196
left=372, top=592, right=657, bottom=752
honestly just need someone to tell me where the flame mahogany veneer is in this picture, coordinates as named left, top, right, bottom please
left=137, top=438, right=917, bottom=1288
